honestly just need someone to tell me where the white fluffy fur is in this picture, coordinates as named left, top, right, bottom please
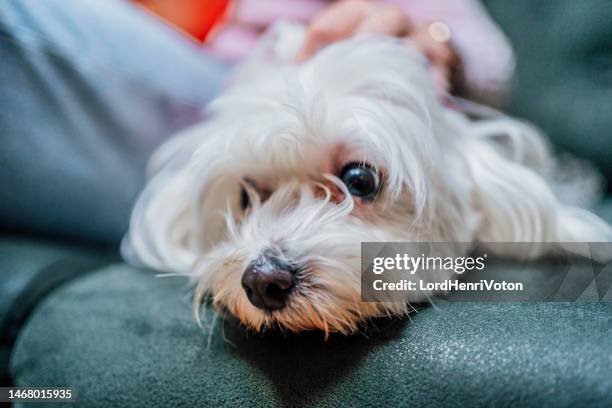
left=123, top=23, right=611, bottom=335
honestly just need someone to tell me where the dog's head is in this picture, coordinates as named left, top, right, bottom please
left=124, top=36, right=611, bottom=335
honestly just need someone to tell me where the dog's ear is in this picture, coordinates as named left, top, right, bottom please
left=122, top=126, right=236, bottom=273
left=463, top=116, right=611, bottom=255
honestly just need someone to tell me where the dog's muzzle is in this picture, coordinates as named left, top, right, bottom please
left=241, top=250, right=298, bottom=311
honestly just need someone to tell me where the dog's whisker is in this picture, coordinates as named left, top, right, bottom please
left=420, top=289, right=440, bottom=311
left=403, top=310, right=414, bottom=324
left=407, top=302, right=419, bottom=314
left=205, top=312, right=219, bottom=350
left=221, top=316, right=237, bottom=348
left=155, top=272, right=199, bottom=278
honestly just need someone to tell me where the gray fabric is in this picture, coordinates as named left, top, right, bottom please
left=0, top=0, right=229, bottom=243
left=11, top=261, right=612, bottom=407
left=0, top=236, right=110, bottom=326
left=7, top=203, right=612, bottom=406
left=484, top=0, right=612, bottom=182
left=0, top=235, right=115, bottom=386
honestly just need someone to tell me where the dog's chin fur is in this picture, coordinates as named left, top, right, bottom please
left=123, top=24, right=612, bottom=335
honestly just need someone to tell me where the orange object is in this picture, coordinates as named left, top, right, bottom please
left=133, top=0, right=230, bottom=42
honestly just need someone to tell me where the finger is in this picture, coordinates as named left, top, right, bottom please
left=356, top=6, right=413, bottom=37
left=411, top=29, right=451, bottom=66
left=295, top=0, right=374, bottom=62
left=431, top=65, right=451, bottom=93
left=408, top=25, right=459, bottom=94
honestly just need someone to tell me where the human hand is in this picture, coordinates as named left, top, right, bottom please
left=295, top=0, right=413, bottom=62
left=295, top=0, right=461, bottom=94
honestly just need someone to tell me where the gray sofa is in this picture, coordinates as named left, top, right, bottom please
left=2, top=1, right=612, bottom=407
left=4, top=239, right=612, bottom=406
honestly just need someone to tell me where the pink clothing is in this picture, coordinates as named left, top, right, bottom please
left=209, top=0, right=514, bottom=102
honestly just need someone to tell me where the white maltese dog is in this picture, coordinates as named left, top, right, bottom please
left=123, top=23, right=611, bottom=335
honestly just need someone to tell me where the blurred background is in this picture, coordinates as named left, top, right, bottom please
left=485, top=0, right=612, bottom=184
left=0, top=0, right=611, bottom=246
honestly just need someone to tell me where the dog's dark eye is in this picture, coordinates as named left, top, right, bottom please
left=340, top=162, right=380, bottom=199
left=240, top=187, right=250, bottom=210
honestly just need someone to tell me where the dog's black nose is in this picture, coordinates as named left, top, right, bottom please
left=241, top=252, right=297, bottom=311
